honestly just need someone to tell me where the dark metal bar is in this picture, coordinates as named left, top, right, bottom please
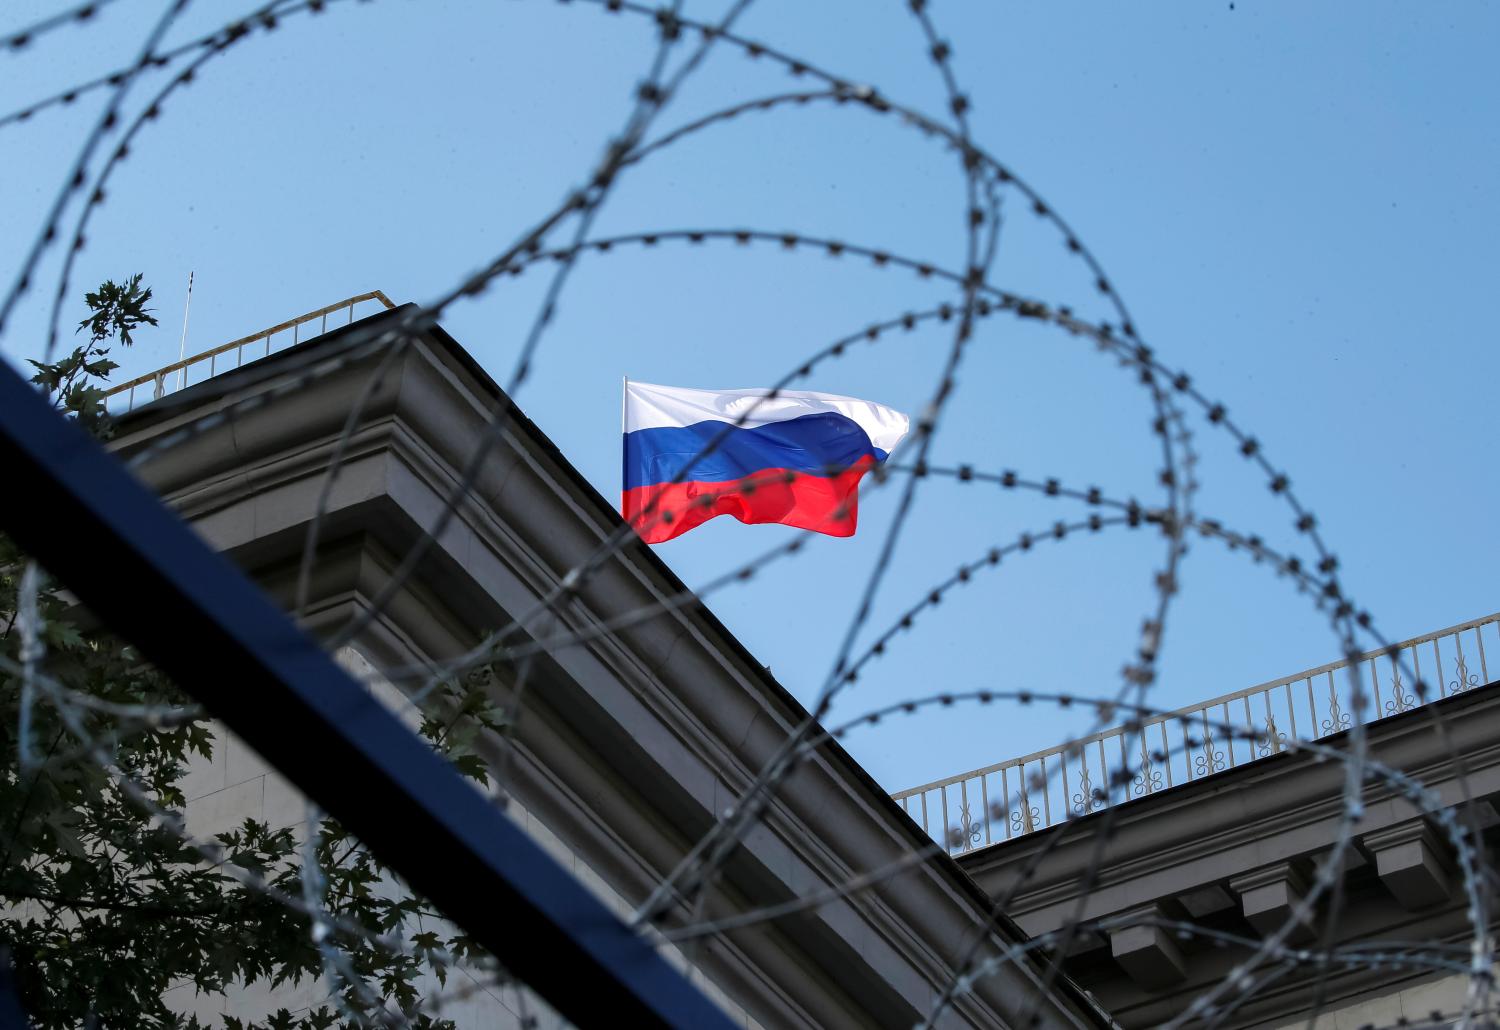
left=0, top=359, right=733, bottom=1029
left=0, top=951, right=28, bottom=1028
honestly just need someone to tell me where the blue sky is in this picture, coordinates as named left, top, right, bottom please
left=3, top=1, right=1497, bottom=796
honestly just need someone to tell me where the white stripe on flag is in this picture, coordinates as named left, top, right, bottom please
left=624, top=381, right=910, bottom=455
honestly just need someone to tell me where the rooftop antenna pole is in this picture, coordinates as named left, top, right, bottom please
left=175, top=270, right=194, bottom=392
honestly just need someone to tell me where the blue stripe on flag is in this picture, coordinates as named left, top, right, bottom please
left=623, top=412, right=887, bottom=490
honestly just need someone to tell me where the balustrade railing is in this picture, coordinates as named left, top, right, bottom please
left=102, top=290, right=395, bottom=414
left=892, top=611, right=1499, bottom=855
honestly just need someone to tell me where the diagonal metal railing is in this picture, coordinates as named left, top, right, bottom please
left=893, top=611, right=1500, bottom=855
left=102, top=290, right=395, bottom=413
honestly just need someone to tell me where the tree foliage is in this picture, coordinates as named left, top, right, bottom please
left=25, top=273, right=158, bottom=440
left=1, top=278, right=504, bottom=1027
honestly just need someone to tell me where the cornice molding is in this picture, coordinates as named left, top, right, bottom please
left=961, top=686, right=1500, bottom=928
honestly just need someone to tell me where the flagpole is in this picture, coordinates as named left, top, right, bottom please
left=620, top=376, right=629, bottom=510
left=175, top=270, right=194, bottom=392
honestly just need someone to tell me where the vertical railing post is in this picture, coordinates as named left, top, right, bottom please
left=1038, top=759, right=1053, bottom=828
left=1096, top=737, right=1109, bottom=810
left=1116, top=730, right=1130, bottom=803
left=1060, top=748, right=1073, bottom=818
left=1018, top=765, right=1033, bottom=835
left=979, top=773, right=991, bottom=847
left=1158, top=720, right=1173, bottom=787
left=958, top=779, right=972, bottom=851
left=1477, top=625, right=1490, bottom=684
left=1000, top=767, right=1012, bottom=840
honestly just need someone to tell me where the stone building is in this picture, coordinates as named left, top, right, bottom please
left=105, top=297, right=1109, bottom=1028
left=103, top=295, right=1500, bottom=1027
left=956, top=683, right=1500, bottom=1028
left=896, top=607, right=1500, bottom=1027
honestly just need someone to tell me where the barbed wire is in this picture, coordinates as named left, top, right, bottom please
left=0, top=647, right=492, bottom=956
left=0, top=0, right=189, bottom=342
left=0, top=0, right=120, bottom=55
left=0, top=0, right=357, bottom=130
left=3, top=0, right=1494, bottom=1028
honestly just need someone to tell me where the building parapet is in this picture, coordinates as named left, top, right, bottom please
left=893, top=610, right=1499, bottom=854
left=102, top=290, right=394, bottom=413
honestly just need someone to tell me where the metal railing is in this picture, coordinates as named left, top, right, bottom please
left=102, top=290, right=395, bottom=414
left=892, top=611, right=1500, bottom=855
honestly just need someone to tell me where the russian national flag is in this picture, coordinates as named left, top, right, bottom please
left=622, top=380, right=910, bottom=544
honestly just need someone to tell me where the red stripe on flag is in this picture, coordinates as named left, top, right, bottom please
left=621, top=459, right=874, bottom=544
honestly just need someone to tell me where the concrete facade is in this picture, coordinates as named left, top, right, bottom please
left=959, top=685, right=1500, bottom=1028
left=111, top=308, right=1109, bottom=1028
